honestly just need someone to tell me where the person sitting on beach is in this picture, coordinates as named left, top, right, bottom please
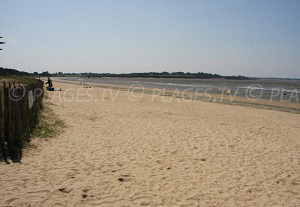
left=45, top=77, right=53, bottom=88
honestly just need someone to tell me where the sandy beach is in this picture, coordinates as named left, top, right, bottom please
left=1, top=81, right=300, bottom=207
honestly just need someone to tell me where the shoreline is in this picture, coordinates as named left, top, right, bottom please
left=52, top=77, right=300, bottom=114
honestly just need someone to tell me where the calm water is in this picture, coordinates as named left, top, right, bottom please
left=59, top=77, right=300, bottom=103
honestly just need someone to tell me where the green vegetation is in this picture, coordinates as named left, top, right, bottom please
left=0, top=67, right=251, bottom=80
left=31, top=102, right=65, bottom=139
left=0, top=67, right=47, bottom=77
left=0, top=67, right=32, bottom=76
left=79, top=71, right=250, bottom=80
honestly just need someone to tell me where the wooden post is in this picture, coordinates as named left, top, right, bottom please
left=0, top=90, right=9, bottom=163
left=28, top=84, right=33, bottom=130
left=13, top=84, right=22, bottom=162
left=7, top=82, right=16, bottom=162
left=3, top=81, right=10, bottom=148
left=24, top=85, right=30, bottom=141
left=4, top=82, right=14, bottom=161
left=20, top=84, right=28, bottom=142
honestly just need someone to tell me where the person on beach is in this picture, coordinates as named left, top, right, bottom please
left=46, top=77, right=53, bottom=88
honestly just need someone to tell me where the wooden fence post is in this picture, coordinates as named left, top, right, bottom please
left=13, top=84, right=23, bottom=161
left=8, top=82, right=20, bottom=162
left=0, top=90, right=9, bottom=163
left=24, top=85, right=30, bottom=141
left=3, top=82, right=10, bottom=149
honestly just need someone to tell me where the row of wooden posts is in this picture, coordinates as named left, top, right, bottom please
left=0, top=80, right=44, bottom=163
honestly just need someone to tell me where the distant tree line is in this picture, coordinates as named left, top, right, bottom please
left=0, top=68, right=54, bottom=77
left=80, top=71, right=250, bottom=80
left=0, top=67, right=250, bottom=80
left=0, top=67, right=31, bottom=76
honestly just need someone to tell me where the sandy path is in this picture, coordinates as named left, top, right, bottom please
left=1, top=82, right=300, bottom=207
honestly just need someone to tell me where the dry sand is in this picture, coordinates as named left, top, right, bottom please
left=1, top=81, right=300, bottom=207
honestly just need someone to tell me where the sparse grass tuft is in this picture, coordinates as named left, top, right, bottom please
left=31, top=102, right=65, bottom=139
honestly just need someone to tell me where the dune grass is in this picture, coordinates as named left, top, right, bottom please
left=31, top=102, right=65, bottom=139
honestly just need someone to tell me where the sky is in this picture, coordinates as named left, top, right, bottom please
left=0, top=0, right=300, bottom=78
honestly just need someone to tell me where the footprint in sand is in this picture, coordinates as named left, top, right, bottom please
left=58, top=187, right=72, bottom=193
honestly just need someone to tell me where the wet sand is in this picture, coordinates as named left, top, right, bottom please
left=0, top=81, right=300, bottom=207
left=52, top=78, right=300, bottom=114
left=59, top=77, right=300, bottom=103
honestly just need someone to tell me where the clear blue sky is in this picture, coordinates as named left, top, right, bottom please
left=1, top=0, right=300, bottom=78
